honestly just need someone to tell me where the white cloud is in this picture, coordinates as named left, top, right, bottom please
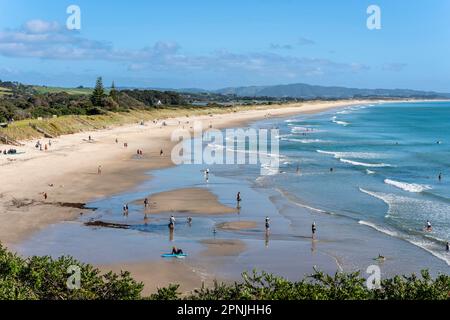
left=0, top=20, right=369, bottom=80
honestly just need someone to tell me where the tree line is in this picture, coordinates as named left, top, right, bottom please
left=0, top=77, right=187, bottom=122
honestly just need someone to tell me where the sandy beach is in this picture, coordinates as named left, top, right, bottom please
left=0, top=99, right=407, bottom=293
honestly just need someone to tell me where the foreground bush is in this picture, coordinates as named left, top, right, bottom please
left=1, top=244, right=449, bottom=300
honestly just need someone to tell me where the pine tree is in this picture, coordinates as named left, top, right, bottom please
left=90, top=77, right=105, bottom=106
left=110, top=81, right=119, bottom=102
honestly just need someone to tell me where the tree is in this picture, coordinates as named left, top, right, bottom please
left=109, top=81, right=119, bottom=103
left=90, top=77, right=105, bottom=107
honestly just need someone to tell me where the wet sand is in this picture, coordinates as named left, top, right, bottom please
left=216, top=221, right=258, bottom=231
left=200, top=239, right=247, bottom=257
left=145, top=188, right=237, bottom=215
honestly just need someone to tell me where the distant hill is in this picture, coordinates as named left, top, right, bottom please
left=214, top=83, right=450, bottom=99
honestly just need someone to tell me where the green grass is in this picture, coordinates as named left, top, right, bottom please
left=0, top=86, right=12, bottom=96
left=32, top=86, right=99, bottom=95
left=0, top=103, right=293, bottom=141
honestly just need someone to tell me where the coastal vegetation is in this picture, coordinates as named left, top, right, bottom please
left=1, top=244, right=449, bottom=300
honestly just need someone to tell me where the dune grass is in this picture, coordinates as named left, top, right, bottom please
left=0, top=104, right=282, bottom=142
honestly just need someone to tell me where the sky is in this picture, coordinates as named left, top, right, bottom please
left=0, top=0, right=449, bottom=91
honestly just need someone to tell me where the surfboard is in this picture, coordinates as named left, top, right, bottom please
left=161, top=253, right=187, bottom=258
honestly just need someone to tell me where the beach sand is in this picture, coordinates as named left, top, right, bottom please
left=144, top=188, right=237, bottom=215
left=216, top=221, right=258, bottom=231
left=0, top=99, right=385, bottom=293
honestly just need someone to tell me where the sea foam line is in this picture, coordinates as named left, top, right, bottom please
left=340, top=158, right=392, bottom=168
left=384, top=179, right=432, bottom=193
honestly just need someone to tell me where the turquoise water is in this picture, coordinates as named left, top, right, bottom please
left=247, top=101, right=450, bottom=265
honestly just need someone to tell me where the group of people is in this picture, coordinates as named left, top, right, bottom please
left=1, top=148, right=17, bottom=155
left=35, top=140, right=51, bottom=151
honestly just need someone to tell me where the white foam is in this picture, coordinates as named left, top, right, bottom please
left=316, top=150, right=384, bottom=160
left=366, top=169, right=375, bottom=175
left=384, top=179, right=432, bottom=193
left=340, top=158, right=392, bottom=168
left=358, top=220, right=398, bottom=237
left=282, top=138, right=326, bottom=144
left=331, top=116, right=349, bottom=126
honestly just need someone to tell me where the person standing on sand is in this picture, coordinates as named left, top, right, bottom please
left=144, top=198, right=148, bottom=209
left=43, top=192, right=47, bottom=200
left=265, top=216, right=270, bottom=231
left=97, top=165, right=102, bottom=175
left=169, top=215, right=175, bottom=229
left=160, top=149, right=164, bottom=156
left=312, top=222, right=317, bottom=239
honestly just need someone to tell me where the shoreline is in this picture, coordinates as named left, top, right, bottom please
left=0, top=99, right=377, bottom=246
left=3, top=98, right=446, bottom=294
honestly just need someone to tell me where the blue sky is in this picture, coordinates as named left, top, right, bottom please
left=0, top=0, right=449, bottom=91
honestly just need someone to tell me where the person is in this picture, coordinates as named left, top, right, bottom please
left=169, top=215, right=175, bottom=228
left=426, top=220, right=432, bottom=231
left=446, top=242, right=449, bottom=252
left=187, top=216, right=192, bottom=225
left=88, top=135, right=92, bottom=141
left=171, top=246, right=183, bottom=255
left=115, top=138, right=118, bottom=144
left=377, top=254, right=386, bottom=261
left=144, top=198, right=148, bottom=208
left=265, top=216, right=270, bottom=230
left=43, top=192, right=47, bottom=200
left=236, top=192, right=242, bottom=203
left=123, top=204, right=128, bottom=215
left=160, top=149, right=164, bottom=156
left=296, top=163, right=300, bottom=175
left=97, top=165, right=102, bottom=175
left=438, top=173, right=442, bottom=181
left=312, top=222, right=317, bottom=238
left=330, top=168, right=334, bottom=172
left=48, top=140, right=52, bottom=147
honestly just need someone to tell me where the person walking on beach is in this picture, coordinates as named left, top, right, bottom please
left=265, top=216, right=270, bottom=231
left=97, top=165, right=102, bottom=175
left=187, top=216, right=192, bottom=225
left=144, top=198, right=149, bottom=209
left=312, top=222, right=317, bottom=239
left=160, top=149, right=164, bottom=156
left=236, top=192, right=242, bottom=203
left=43, top=192, right=47, bottom=200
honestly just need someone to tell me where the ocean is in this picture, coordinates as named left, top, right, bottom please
left=229, top=100, right=450, bottom=266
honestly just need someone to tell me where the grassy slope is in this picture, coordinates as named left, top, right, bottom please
left=0, top=87, right=12, bottom=96
left=0, top=104, right=275, bottom=141
left=32, top=86, right=99, bottom=95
